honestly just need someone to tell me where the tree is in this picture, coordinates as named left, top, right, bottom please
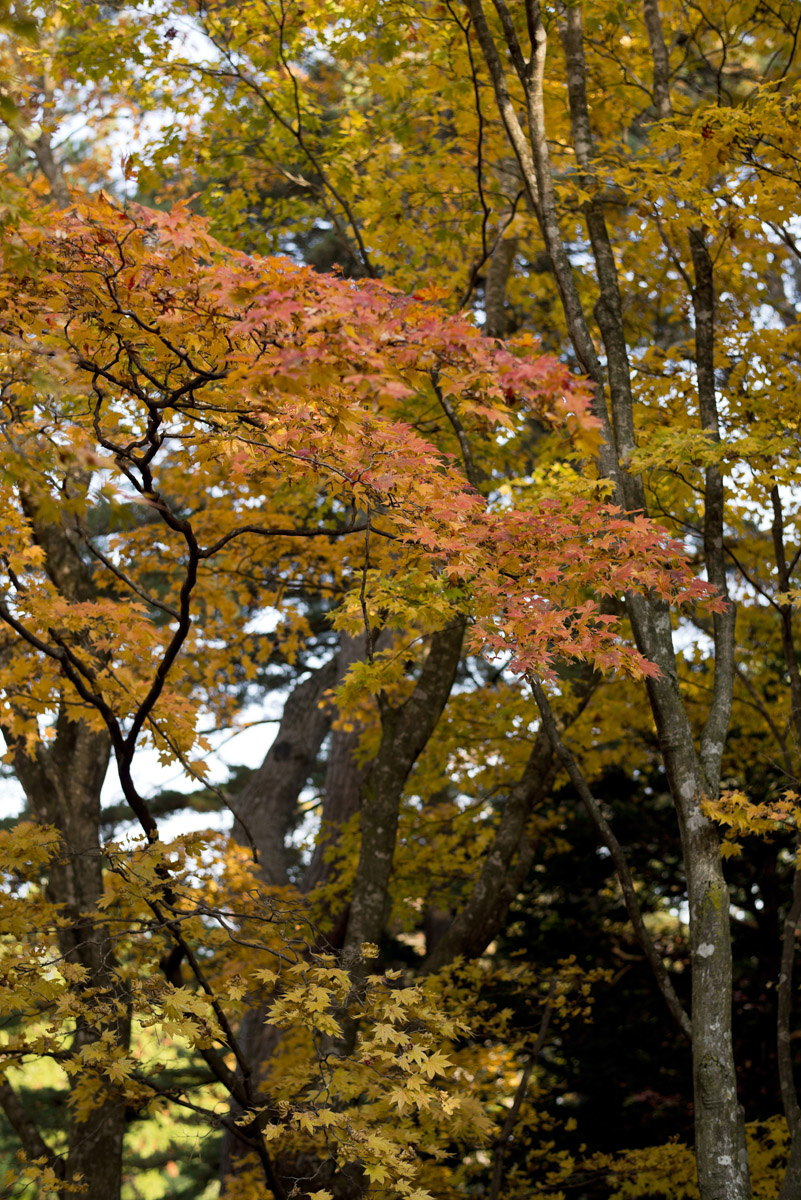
left=4, top=2, right=801, bottom=1199
left=0, top=191, right=711, bottom=1197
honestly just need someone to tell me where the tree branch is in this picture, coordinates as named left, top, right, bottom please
left=489, top=978, right=555, bottom=1200
left=529, top=676, right=692, bottom=1039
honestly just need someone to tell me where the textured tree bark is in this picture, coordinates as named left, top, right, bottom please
left=11, top=715, right=129, bottom=1200
left=464, top=2, right=748, bottom=1194
left=341, top=622, right=465, bottom=965
left=303, top=633, right=373, bottom=896
left=484, top=233, right=518, bottom=338
left=29, top=132, right=70, bottom=208
left=222, top=622, right=465, bottom=1192
left=230, top=657, right=338, bottom=886
left=2, top=489, right=131, bottom=1200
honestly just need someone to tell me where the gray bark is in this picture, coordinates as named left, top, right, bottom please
left=484, top=233, right=518, bottom=338
left=3, top=491, right=128, bottom=1200
left=464, top=2, right=748, bottom=1194
left=303, top=634, right=372, bottom=895
left=231, top=657, right=338, bottom=886
left=342, top=622, right=465, bottom=963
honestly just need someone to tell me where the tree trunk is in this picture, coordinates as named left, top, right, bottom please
left=3, top=490, right=129, bottom=1199
left=230, top=657, right=338, bottom=886
left=463, top=2, right=749, bottom=1193
left=12, top=713, right=129, bottom=1200
left=341, top=622, right=465, bottom=964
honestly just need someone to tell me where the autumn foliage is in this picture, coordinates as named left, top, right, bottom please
left=3, top=2, right=801, bottom=1200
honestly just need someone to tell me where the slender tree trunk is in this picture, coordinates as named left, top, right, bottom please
left=2, top=489, right=131, bottom=1199
left=484, top=232, right=518, bottom=338
left=463, top=2, right=748, bottom=1194
left=769, top=485, right=801, bottom=1196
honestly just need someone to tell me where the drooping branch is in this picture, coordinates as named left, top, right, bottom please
left=432, top=371, right=481, bottom=492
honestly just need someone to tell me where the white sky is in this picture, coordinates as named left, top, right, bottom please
left=0, top=696, right=285, bottom=839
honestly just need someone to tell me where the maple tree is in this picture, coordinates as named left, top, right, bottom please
left=4, top=2, right=801, bottom=1200
left=0, top=186, right=709, bottom=1197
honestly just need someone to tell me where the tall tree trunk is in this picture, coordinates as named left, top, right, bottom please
left=341, top=622, right=465, bottom=965
left=303, top=633, right=373, bottom=898
left=464, top=2, right=748, bottom=1194
left=11, top=713, right=129, bottom=1200
left=2, top=490, right=130, bottom=1199
left=221, top=636, right=367, bottom=1191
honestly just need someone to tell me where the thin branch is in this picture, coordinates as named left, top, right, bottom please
left=489, top=978, right=556, bottom=1200
left=734, top=663, right=795, bottom=782
left=431, top=371, right=480, bottom=490
left=195, top=11, right=375, bottom=279
left=446, top=3, right=492, bottom=301
left=82, top=535, right=180, bottom=619
left=529, top=675, right=692, bottom=1039
left=126, top=1068, right=287, bottom=1200
left=199, top=521, right=369, bottom=560
left=0, top=1079, right=63, bottom=1178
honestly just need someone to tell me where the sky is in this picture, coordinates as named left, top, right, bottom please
left=0, top=696, right=286, bottom=839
